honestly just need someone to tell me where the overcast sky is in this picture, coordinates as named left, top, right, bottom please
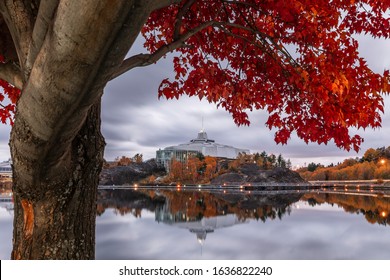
left=1, top=35, right=389, bottom=168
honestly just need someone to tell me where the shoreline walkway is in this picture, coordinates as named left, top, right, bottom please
left=98, top=180, right=390, bottom=197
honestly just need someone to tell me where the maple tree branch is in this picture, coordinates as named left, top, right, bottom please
left=0, top=0, right=34, bottom=69
left=173, top=0, right=197, bottom=40
left=0, top=61, right=23, bottom=89
left=214, top=22, right=299, bottom=85
left=214, top=21, right=300, bottom=69
left=111, top=21, right=214, bottom=80
left=26, top=0, right=59, bottom=73
left=221, top=0, right=267, bottom=16
left=213, top=22, right=275, bottom=59
left=152, top=0, right=183, bottom=10
left=221, top=0, right=258, bottom=8
left=0, top=16, right=18, bottom=62
left=112, top=16, right=300, bottom=81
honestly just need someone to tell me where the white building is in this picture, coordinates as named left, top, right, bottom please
left=0, top=160, right=12, bottom=179
left=156, top=129, right=249, bottom=170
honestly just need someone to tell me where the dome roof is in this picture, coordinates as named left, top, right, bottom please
left=163, top=130, right=249, bottom=159
left=191, top=130, right=213, bottom=143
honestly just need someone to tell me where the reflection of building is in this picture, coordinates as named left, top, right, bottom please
left=156, top=129, right=249, bottom=171
left=177, top=215, right=245, bottom=245
left=0, top=193, right=14, bottom=214
left=155, top=202, right=247, bottom=247
left=0, top=202, right=14, bottom=213
left=0, top=160, right=12, bottom=179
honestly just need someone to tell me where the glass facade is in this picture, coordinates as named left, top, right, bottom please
left=156, top=149, right=201, bottom=171
left=156, top=130, right=249, bottom=171
left=0, top=160, right=12, bottom=178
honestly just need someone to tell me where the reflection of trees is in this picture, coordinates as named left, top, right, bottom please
left=0, top=181, right=12, bottom=192
left=96, top=189, right=301, bottom=222
left=138, top=189, right=300, bottom=222
left=96, top=189, right=165, bottom=218
left=303, top=193, right=390, bottom=226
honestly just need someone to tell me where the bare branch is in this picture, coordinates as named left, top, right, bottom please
left=0, top=61, right=23, bottom=89
left=111, top=21, right=214, bottom=80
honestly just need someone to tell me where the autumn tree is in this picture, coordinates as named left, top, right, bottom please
left=116, top=156, right=133, bottom=166
left=165, top=155, right=217, bottom=184
left=167, top=158, right=185, bottom=182
left=115, top=153, right=143, bottom=165
left=298, top=147, right=390, bottom=180
left=203, top=156, right=217, bottom=181
left=0, top=0, right=389, bottom=259
left=307, top=162, right=321, bottom=172
left=133, top=153, right=143, bottom=163
left=362, top=148, right=381, bottom=162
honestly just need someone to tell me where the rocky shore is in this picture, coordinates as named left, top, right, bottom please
left=99, top=159, right=165, bottom=185
left=211, top=163, right=305, bottom=185
left=99, top=160, right=305, bottom=186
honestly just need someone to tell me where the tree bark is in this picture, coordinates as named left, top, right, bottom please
left=2, top=0, right=178, bottom=260
left=11, top=98, right=105, bottom=259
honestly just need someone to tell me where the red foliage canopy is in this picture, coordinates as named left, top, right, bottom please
left=0, top=55, right=20, bottom=125
left=1, top=0, right=390, bottom=151
left=143, top=0, right=390, bottom=151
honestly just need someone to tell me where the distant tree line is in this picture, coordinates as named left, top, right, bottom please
left=298, top=146, right=390, bottom=180
left=229, top=152, right=292, bottom=171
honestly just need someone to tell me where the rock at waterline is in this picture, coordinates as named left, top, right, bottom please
left=211, top=164, right=305, bottom=185
left=99, top=159, right=165, bottom=185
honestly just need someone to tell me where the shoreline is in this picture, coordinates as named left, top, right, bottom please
left=98, top=180, right=390, bottom=190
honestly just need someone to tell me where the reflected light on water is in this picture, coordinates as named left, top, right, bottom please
left=2, top=187, right=390, bottom=260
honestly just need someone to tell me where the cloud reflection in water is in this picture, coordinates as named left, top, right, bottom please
left=95, top=189, right=390, bottom=260
left=1, top=189, right=389, bottom=259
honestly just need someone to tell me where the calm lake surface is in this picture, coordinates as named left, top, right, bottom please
left=1, top=186, right=390, bottom=259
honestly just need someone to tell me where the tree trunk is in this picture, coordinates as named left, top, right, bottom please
left=11, top=99, right=105, bottom=259
left=3, top=0, right=163, bottom=260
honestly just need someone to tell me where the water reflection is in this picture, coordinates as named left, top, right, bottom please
left=302, top=192, right=390, bottom=226
left=97, top=188, right=300, bottom=227
left=1, top=185, right=390, bottom=259
left=0, top=183, right=13, bottom=260
left=95, top=187, right=390, bottom=259
left=97, top=188, right=390, bottom=227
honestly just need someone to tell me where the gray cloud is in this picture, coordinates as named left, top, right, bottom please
left=100, top=35, right=390, bottom=167
left=1, top=36, right=390, bottom=168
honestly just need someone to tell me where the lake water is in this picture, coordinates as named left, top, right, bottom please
left=1, top=186, right=390, bottom=259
